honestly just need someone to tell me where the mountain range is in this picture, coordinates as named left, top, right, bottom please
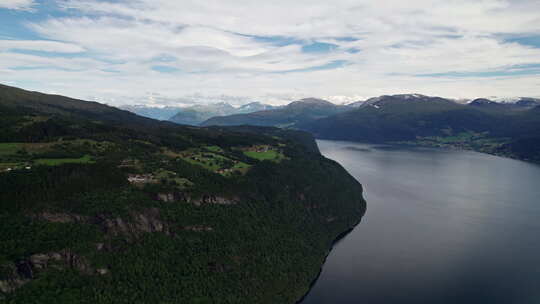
left=119, top=105, right=184, bottom=121
left=201, top=98, right=351, bottom=127
left=203, top=94, right=540, bottom=163
left=121, top=102, right=277, bottom=125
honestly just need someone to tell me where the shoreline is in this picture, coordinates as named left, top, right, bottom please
left=295, top=203, right=367, bottom=304
left=316, top=138, right=539, bottom=165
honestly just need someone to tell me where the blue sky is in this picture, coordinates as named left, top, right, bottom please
left=1, top=0, right=540, bottom=106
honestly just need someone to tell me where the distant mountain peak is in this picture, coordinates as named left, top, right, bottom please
left=515, top=97, right=540, bottom=108
left=469, top=98, right=499, bottom=106
left=360, top=94, right=454, bottom=109
left=393, top=93, right=428, bottom=99
left=240, top=101, right=263, bottom=106
left=238, top=101, right=270, bottom=109
left=169, top=101, right=276, bottom=125
left=289, top=98, right=335, bottom=107
left=466, top=97, right=540, bottom=111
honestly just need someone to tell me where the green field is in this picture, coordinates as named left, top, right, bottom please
left=244, top=150, right=284, bottom=162
left=155, top=169, right=194, bottom=188
left=0, top=143, right=22, bottom=155
left=34, top=155, right=94, bottom=166
left=229, top=161, right=252, bottom=175
left=204, top=145, right=223, bottom=153
left=177, top=149, right=253, bottom=176
left=181, top=152, right=230, bottom=171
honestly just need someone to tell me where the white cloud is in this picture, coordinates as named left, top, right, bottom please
left=0, top=40, right=85, bottom=53
left=2, top=0, right=540, bottom=105
left=0, top=0, right=35, bottom=10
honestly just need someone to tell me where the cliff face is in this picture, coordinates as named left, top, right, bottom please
left=0, top=155, right=365, bottom=304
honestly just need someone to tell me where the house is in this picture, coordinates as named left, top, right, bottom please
left=127, top=174, right=156, bottom=184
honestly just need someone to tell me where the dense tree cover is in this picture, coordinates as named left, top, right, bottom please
left=0, top=84, right=366, bottom=303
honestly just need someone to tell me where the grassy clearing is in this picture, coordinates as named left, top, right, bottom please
left=1, top=140, right=115, bottom=157
left=35, top=155, right=94, bottom=166
left=230, top=161, right=251, bottom=175
left=426, top=131, right=491, bottom=144
left=174, top=148, right=253, bottom=176
left=244, top=150, right=284, bottom=162
left=0, top=143, right=22, bottom=156
left=181, top=152, right=231, bottom=171
left=155, top=169, right=194, bottom=189
left=205, top=145, right=223, bottom=153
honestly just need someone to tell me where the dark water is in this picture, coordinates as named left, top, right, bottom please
left=301, top=140, right=540, bottom=304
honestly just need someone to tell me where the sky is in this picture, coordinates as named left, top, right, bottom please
left=1, top=0, right=540, bottom=106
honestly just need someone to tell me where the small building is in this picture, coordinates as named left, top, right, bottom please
left=127, top=174, right=156, bottom=184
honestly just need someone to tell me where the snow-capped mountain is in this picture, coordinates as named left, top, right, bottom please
left=120, top=105, right=184, bottom=121
left=236, top=102, right=278, bottom=114
left=169, top=102, right=276, bottom=125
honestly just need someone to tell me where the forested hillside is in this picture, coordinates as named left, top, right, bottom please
left=0, top=84, right=366, bottom=304
left=297, top=95, right=540, bottom=163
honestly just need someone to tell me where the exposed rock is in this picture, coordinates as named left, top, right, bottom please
left=101, top=208, right=170, bottom=238
left=29, top=249, right=91, bottom=275
left=187, top=195, right=239, bottom=206
left=127, top=174, right=157, bottom=185
left=157, top=192, right=176, bottom=203
left=29, top=253, right=53, bottom=270
left=37, top=212, right=89, bottom=223
left=37, top=209, right=170, bottom=240
left=96, top=268, right=109, bottom=275
left=155, top=192, right=239, bottom=206
left=0, top=263, right=29, bottom=293
left=1, top=249, right=92, bottom=294
left=183, top=225, right=213, bottom=232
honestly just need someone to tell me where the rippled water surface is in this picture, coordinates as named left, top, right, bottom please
left=301, top=140, right=540, bottom=304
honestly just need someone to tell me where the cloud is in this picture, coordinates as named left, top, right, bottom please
left=2, top=0, right=540, bottom=105
left=0, top=40, right=85, bottom=53
left=0, top=0, right=35, bottom=11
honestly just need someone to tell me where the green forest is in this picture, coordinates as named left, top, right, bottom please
left=0, top=84, right=366, bottom=304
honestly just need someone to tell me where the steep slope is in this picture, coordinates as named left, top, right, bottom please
left=299, top=94, right=486, bottom=142
left=201, top=98, right=348, bottom=127
left=0, top=84, right=366, bottom=304
left=0, top=84, right=156, bottom=127
left=498, top=104, right=540, bottom=162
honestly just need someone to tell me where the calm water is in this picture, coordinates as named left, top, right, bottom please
left=301, top=140, right=540, bottom=304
